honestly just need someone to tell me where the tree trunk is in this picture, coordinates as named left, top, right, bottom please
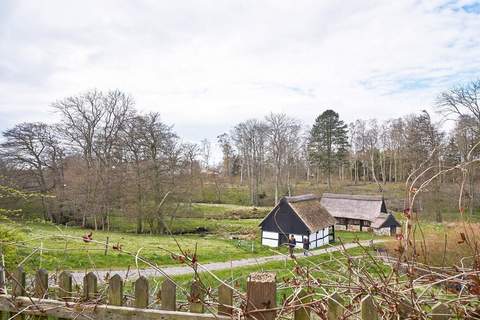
left=389, top=153, right=393, bottom=183
left=274, top=164, right=279, bottom=205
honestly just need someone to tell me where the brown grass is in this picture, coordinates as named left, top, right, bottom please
left=385, top=222, right=480, bottom=267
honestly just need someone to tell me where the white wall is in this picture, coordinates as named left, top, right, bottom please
left=322, top=227, right=330, bottom=246
left=262, top=231, right=278, bottom=239
left=261, top=238, right=278, bottom=247
left=309, top=233, right=317, bottom=249
left=374, top=227, right=391, bottom=236
left=261, top=231, right=279, bottom=247
left=308, top=227, right=333, bottom=248
left=261, top=230, right=334, bottom=249
left=291, top=234, right=305, bottom=248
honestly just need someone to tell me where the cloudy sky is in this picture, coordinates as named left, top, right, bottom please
left=1, top=0, right=480, bottom=150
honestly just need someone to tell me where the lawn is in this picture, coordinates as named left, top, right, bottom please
left=108, top=203, right=271, bottom=234
left=1, top=220, right=382, bottom=272
left=137, top=245, right=387, bottom=308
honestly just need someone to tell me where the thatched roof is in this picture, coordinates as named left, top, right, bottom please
left=320, top=193, right=387, bottom=221
left=284, top=195, right=336, bottom=232
left=284, top=194, right=317, bottom=203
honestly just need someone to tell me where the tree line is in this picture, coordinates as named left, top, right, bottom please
left=0, top=80, right=479, bottom=232
left=219, top=80, right=479, bottom=211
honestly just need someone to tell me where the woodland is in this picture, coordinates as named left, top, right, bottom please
left=1, top=80, right=479, bottom=233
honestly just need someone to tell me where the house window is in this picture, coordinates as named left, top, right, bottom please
left=363, top=220, right=371, bottom=227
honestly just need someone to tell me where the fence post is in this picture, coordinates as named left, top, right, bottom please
left=246, top=272, right=276, bottom=320
left=34, top=269, right=48, bottom=298
left=134, top=276, right=149, bottom=308
left=431, top=303, right=451, bottom=320
left=34, top=269, right=49, bottom=320
left=218, top=283, right=233, bottom=316
left=161, top=278, right=176, bottom=311
left=294, top=289, right=311, bottom=320
left=360, top=295, right=378, bottom=320
left=9, top=267, right=26, bottom=320
left=108, top=274, right=123, bottom=306
left=58, top=271, right=72, bottom=301
left=190, top=280, right=204, bottom=313
left=11, top=267, right=26, bottom=297
left=83, top=272, right=97, bottom=300
left=57, top=272, right=73, bottom=320
left=327, top=292, right=344, bottom=320
left=104, top=237, right=109, bottom=256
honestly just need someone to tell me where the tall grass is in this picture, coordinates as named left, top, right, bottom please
left=385, top=222, right=480, bottom=267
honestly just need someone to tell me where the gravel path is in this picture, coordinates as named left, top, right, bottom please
left=70, top=239, right=384, bottom=283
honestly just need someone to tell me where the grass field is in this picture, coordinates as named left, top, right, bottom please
left=1, top=220, right=382, bottom=272
left=133, top=246, right=385, bottom=306
left=176, top=203, right=272, bottom=219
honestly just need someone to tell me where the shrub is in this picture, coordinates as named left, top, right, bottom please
left=0, top=223, right=25, bottom=269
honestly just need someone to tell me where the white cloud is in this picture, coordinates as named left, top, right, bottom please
left=1, top=0, right=480, bottom=150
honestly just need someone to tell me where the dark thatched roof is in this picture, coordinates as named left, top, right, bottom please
left=284, top=195, right=336, bottom=232
left=320, top=193, right=387, bottom=221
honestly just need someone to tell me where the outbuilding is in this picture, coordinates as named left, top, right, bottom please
left=320, top=193, right=401, bottom=236
left=259, top=194, right=336, bottom=248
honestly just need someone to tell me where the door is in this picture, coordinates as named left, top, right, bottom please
left=390, top=226, right=396, bottom=236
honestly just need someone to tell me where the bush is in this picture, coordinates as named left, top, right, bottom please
left=0, top=223, right=25, bottom=269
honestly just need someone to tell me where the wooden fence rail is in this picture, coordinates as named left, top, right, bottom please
left=0, top=268, right=452, bottom=320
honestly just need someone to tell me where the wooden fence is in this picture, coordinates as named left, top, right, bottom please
left=0, top=268, right=452, bottom=320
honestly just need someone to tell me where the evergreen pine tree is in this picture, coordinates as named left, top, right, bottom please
left=309, top=109, right=349, bottom=189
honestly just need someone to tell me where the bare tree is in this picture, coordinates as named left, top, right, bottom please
left=232, top=119, right=268, bottom=206
left=183, top=142, right=200, bottom=206
left=53, top=89, right=134, bottom=229
left=1, top=122, right=63, bottom=221
left=200, top=139, right=211, bottom=171
left=217, top=133, right=234, bottom=177
left=122, top=115, right=147, bottom=233
left=436, top=79, right=480, bottom=132
left=265, top=113, right=301, bottom=204
left=138, top=112, right=178, bottom=234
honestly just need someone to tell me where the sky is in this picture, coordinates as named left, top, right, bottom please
left=1, top=0, right=480, bottom=160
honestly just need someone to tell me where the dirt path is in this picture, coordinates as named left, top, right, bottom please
left=70, top=239, right=384, bottom=283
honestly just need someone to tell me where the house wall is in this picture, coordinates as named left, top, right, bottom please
left=291, top=234, right=306, bottom=248
left=261, top=231, right=313, bottom=248
left=261, top=231, right=279, bottom=247
left=335, top=223, right=362, bottom=231
left=374, top=226, right=396, bottom=236
left=308, top=226, right=332, bottom=248
left=334, top=218, right=370, bottom=232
